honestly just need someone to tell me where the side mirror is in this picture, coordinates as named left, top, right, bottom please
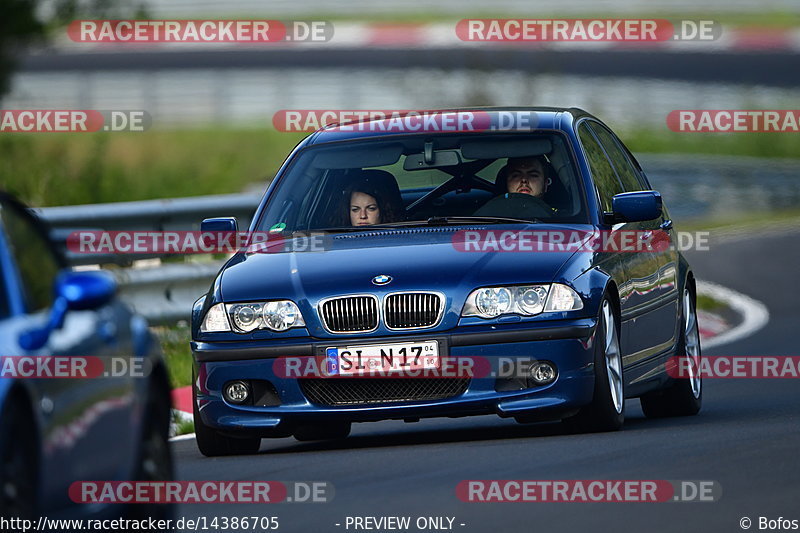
left=201, top=217, right=238, bottom=233
left=18, top=271, right=117, bottom=350
left=611, top=191, right=663, bottom=222
left=57, top=270, right=117, bottom=310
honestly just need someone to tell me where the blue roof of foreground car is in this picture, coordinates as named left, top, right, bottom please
left=306, top=107, right=591, bottom=144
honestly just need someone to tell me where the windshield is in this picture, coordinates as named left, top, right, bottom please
left=256, top=132, right=589, bottom=234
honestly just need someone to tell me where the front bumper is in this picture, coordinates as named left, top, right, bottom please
left=193, top=318, right=598, bottom=437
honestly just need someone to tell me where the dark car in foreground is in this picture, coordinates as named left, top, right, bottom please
left=191, top=107, right=702, bottom=456
left=0, top=192, right=173, bottom=519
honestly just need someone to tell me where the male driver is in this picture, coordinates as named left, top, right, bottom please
left=474, top=156, right=556, bottom=218
left=497, top=156, right=552, bottom=197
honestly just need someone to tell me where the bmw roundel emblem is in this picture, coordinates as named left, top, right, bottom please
left=372, top=274, right=392, bottom=286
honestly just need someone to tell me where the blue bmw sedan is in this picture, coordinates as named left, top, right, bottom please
left=191, top=107, right=702, bottom=456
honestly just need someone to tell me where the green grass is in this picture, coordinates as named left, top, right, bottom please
left=679, top=208, right=800, bottom=233
left=696, top=293, right=727, bottom=313
left=619, top=129, right=800, bottom=160
left=4, top=126, right=798, bottom=208
left=0, top=129, right=305, bottom=207
left=152, top=324, right=193, bottom=389
left=172, top=412, right=195, bottom=436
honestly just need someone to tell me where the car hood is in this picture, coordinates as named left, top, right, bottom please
left=219, top=225, right=589, bottom=303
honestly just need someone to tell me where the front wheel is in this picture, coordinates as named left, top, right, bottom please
left=563, top=297, right=625, bottom=433
left=0, top=399, right=37, bottom=519
left=640, top=287, right=703, bottom=418
left=127, top=379, right=174, bottom=521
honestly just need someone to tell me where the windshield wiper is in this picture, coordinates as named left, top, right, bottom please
left=311, top=226, right=378, bottom=233
left=315, top=216, right=538, bottom=232
left=369, top=216, right=538, bottom=228
left=423, top=216, right=539, bottom=225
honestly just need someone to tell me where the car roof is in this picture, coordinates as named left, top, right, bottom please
left=306, top=107, right=596, bottom=144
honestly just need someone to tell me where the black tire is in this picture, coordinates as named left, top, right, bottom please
left=641, top=286, right=703, bottom=418
left=0, top=397, right=38, bottom=520
left=294, top=422, right=351, bottom=442
left=193, top=381, right=261, bottom=457
left=563, top=296, right=625, bottom=433
left=127, top=378, right=174, bottom=522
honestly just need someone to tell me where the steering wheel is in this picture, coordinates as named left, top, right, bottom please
left=406, top=173, right=495, bottom=214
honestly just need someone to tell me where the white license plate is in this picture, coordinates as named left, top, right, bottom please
left=325, top=341, right=439, bottom=376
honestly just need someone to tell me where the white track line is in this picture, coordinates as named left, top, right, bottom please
left=696, top=280, right=770, bottom=349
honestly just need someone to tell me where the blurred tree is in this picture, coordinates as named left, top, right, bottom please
left=0, top=0, right=44, bottom=96
left=0, top=0, right=148, bottom=97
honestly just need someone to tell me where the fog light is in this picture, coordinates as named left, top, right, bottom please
left=529, top=362, right=557, bottom=385
left=224, top=381, right=250, bottom=404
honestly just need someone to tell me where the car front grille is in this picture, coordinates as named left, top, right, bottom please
left=299, top=378, right=470, bottom=406
left=384, top=292, right=443, bottom=329
left=319, top=295, right=379, bottom=333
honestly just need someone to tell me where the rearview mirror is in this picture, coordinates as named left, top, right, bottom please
left=611, top=191, right=663, bottom=222
left=403, top=150, right=461, bottom=170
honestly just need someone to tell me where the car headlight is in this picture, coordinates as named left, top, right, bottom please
left=474, top=287, right=512, bottom=317
left=462, top=284, right=583, bottom=318
left=261, top=300, right=304, bottom=331
left=200, top=300, right=305, bottom=333
left=546, top=283, right=584, bottom=312
left=200, top=303, right=231, bottom=332
left=231, top=303, right=262, bottom=332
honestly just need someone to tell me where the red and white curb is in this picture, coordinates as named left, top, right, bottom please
left=169, top=280, right=769, bottom=440
left=695, top=280, right=769, bottom=349
left=54, top=23, right=800, bottom=54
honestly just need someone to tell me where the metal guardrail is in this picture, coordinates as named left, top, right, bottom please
left=36, top=192, right=261, bottom=265
left=113, top=261, right=224, bottom=325
left=36, top=193, right=259, bottom=324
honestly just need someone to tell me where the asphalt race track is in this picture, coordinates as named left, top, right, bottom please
left=172, top=228, right=800, bottom=532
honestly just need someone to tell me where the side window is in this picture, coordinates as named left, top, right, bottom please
left=0, top=202, right=61, bottom=312
left=577, top=123, right=622, bottom=212
left=588, top=123, right=646, bottom=192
